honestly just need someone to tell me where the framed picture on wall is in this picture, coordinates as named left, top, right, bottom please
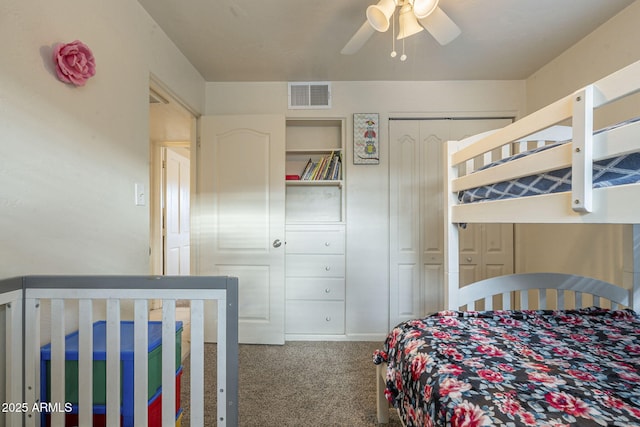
left=353, top=113, right=379, bottom=165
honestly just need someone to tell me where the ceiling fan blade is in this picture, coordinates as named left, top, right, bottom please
left=418, top=6, right=461, bottom=45
left=341, top=21, right=375, bottom=55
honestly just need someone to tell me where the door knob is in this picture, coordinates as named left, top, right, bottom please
left=273, top=239, right=282, bottom=248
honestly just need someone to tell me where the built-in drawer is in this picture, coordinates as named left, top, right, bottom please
left=285, top=300, right=345, bottom=334
left=285, top=228, right=345, bottom=254
left=285, top=254, right=345, bottom=278
left=286, top=277, right=345, bottom=300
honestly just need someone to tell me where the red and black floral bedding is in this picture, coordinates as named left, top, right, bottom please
left=373, top=308, right=640, bottom=427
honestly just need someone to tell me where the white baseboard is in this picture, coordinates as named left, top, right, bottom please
left=285, top=333, right=387, bottom=342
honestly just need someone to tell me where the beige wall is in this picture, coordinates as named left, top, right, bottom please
left=205, top=80, right=526, bottom=336
left=526, top=0, right=640, bottom=113
left=0, top=0, right=205, bottom=278
left=518, top=1, right=640, bottom=285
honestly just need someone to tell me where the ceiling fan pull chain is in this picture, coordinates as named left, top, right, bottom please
left=401, top=36, right=407, bottom=61
left=390, top=7, right=397, bottom=58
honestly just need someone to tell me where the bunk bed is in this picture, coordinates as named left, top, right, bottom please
left=375, top=59, right=640, bottom=426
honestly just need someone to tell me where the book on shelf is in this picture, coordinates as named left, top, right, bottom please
left=323, top=152, right=337, bottom=180
left=331, top=156, right=341, bottom=180
left=327, top=152, right=341, bottom=180
left=297, top=151, right=342, bottom=181
left=300, top=158, right=314, bottom=180
left=310, top=159, right=323, bottom=180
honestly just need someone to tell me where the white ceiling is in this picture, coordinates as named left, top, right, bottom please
left=138, top=0, right=635, bottom=82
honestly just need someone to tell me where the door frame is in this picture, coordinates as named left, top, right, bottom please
left=150, top=142, right=192, bottom=274
left=148, top=78, right=199, bottom=310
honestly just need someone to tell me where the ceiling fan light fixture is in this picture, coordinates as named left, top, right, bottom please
left=412, top=0, right=439, bottom=19
left=341, top=0, right=461, bottom=55
left=397, top=4, right=424, bottom=40
left=366, top=0, right=397, bottom=32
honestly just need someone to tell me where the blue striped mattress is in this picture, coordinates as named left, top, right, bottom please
left=459, top=119, right=640, bottom=204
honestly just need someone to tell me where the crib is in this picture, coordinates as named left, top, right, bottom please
left=0, top=275, right=238, bottom=427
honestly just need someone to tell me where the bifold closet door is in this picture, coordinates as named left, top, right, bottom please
left=389, top=118, right=513, bottom=327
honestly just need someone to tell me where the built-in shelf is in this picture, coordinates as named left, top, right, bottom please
left=286, top=148, right=344, bottom=154
left=284, top=118, right=347, bottom=336
left=286, top=180, right=343, bottom=188
left=285, top=117, right=346, bottom=224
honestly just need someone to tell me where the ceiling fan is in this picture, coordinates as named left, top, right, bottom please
left=341, top=0, right=461, bottom=56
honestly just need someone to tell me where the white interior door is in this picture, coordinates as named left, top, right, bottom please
left=198, top=115, right=285, bottom=344
left=389, top=118, right=514, bottom=326
left=164, top=147, right=190, bottom=275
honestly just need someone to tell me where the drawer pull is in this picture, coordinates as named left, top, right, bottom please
left=325, top=266, right=331, bottom=271
left=324, top=288, right=331, bottom=293
left=324, top=242, right=331, bottom=247
left=325, top=316, right=332, bottom=322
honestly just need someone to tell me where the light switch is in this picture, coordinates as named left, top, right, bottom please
left=135, top=183, right=146, bottom=206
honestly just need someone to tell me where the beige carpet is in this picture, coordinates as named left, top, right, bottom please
left=179, top=341, right=403, bottom=426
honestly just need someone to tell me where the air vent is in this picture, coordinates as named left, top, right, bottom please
left=288, top=82, right=331, bottom=109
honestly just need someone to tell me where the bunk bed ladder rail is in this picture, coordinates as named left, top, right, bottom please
left=571, top=85, right=597, bottom=212
left=564, top=59, right=640, bottom=213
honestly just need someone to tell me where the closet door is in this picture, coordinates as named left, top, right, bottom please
left=198, top=115, right=286, bottom=344
left=389, top=120, right=448, bottom=325
left=454, top=119, right=515, bottom=290
left=389, top=118, right=513, bottom=326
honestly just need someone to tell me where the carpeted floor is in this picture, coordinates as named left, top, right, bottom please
left=179, top=341, right=403, bottom=426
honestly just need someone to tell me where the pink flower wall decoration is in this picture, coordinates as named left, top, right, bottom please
left=53, top=40, right=96, bottom=86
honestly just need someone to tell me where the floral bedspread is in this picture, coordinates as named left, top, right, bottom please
left=373, top=308, right=640, bottom=427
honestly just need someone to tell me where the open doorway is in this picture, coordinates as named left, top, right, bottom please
left=148, top=79, right=198, bottom=360
left=148, top=80, right=197, bottom=277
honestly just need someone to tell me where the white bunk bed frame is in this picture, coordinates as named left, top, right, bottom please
left=377, top=59, right=640, bottom=425
left=445, top=58, right=640, bottom=312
